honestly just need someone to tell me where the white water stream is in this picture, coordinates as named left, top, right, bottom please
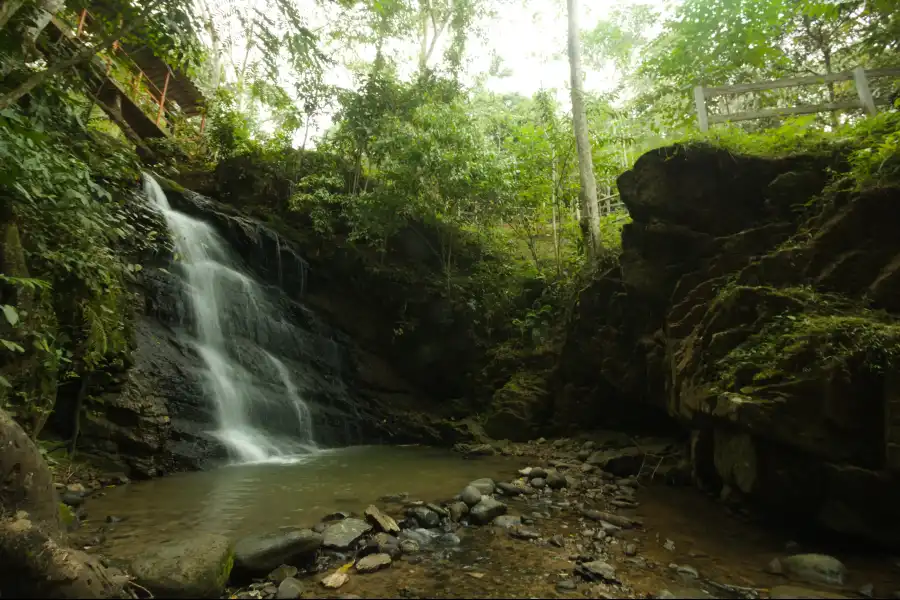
left=143, top=175, right=316, bottom=463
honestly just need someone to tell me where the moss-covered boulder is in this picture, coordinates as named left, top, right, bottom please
left=130, top=533, right=234, bottom=598
left=483, top=372, right=549, bottom=442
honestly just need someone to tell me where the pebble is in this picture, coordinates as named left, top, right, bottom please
left=669, top=563, right=698, bottom=579
left=577, top=560, right=618, bottom=582
left=623, top=543, right=637, bottom=556
left=493, top=515, right=522, bottom=529
left=275, top=578, right=303, bottom=599
left=399, top=539, right=420, bottom=554
left=407, top=506, right=440, bottom=528
left=461, top=485, right=483, bottom=507
left=496, top=482, right=526, bottom=496
left=767, top=554, right=847, bottom=587
left=321, top=571, right=349, bottom=589
left=663, top=538, right=676, bottom=551
left=355, top=553, right=392, bottom=573
left=509, top=526, right=540, bottom=540
left=267, top=564, right=298, bottom=585
left=550, top=535, right=565, bottom=548
left=531, top=478, right=546, bottom=489
left=556, top=579, right=578, bottom=592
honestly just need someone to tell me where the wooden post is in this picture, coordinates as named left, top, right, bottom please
left=694, top=85, right=709, bottom=131
left=854, top=66, right=877, bottom=116
left=199, top=109, right=207, bottom=134
left=155, top=70, right=170, bottom=126
left=76, top=9, right=87, bottom=37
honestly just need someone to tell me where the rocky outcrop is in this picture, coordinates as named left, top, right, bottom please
left=556, top=143, right=900, bottom=546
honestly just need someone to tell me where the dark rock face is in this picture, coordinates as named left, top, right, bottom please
left=555, top=143, right=900, bottom=546
left=73, top=184, right=453, bottom=478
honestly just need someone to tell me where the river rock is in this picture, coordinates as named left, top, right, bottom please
left=436, top=532, right=462, bottom=546
left=497, top=481, right=527, bottom=496
left=529, top=467, right=548, bottom=479
left=509, top=526, right=540, bottom=540
left=321, top=571, right=349, bottom=589
left=130, top=532, right=234, bottom=598
left=461, top=485, right=483, bottom=506
left=356, top=553, right=392, bottom=573
left=546, top=470, right=567, bottom=489
left=426, top=503, right=449, bottom=517
left=234, top=529, right=323, bottom=573
left=323, top=518, right=372, bottom=550
left=276, top=577, right=304, bottom=599
left=365, top=505, right=400, bottom=534
left=60, top=491, right=85, bottom=507
left=492, top=515, right=522, bottom=529
left=531, top=477, right=546, bottom=489
left=267, top=564, right=298, bottom=585
left=767, top=554, right=847, bottom=586
left=769, top=585, right=849, bottom=599
left=448, top=501, right=469, bottom=522
left=399, top=539, right=420, bottom=554
left=580, top=508, right=640, bottom=529
left=470, top=497, right=507, bottom=524
left=576, top=560, right=618, bottom=582
left=399, top=528, right=436, bottom=546
left=407, top=506, right=440, bottom=528
left=468, top=478, right=496, bottom=495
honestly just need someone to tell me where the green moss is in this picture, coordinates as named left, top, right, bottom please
left=216, top=549, right=234, bottom=588
left=58, top=502, right=76, bottom=528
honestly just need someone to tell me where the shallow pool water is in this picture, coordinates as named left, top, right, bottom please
left=80, top=445, right=526, bottom=560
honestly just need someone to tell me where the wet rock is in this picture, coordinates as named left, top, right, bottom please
left=454, top=442, right=496, bottom=457
left=461, top=485, right=484, bottom=507
left=531, top=477, right=546, bottom=489
left=576, top=560, right=618, bottom=582
left=66, top=483, right=87, bottom=495
left=323, top=518, right=372, bottom=550
left=276, top=577, right=304, bottom=599
left=663, top=539, right=676, bottom=551
left=264, top=584, right=278, bottom=596
left=60, top=491, right=85, bottom=507
left=623, top=543, right=637, bottom=556
left=580, top=509, right=640, bottom=529
left=399, top=528, right=435, bottom=546
left=267, top=565, right=298, bottom=585
left=372, top=533, right=401, bottom=558
left=378, top=492, right=409, bottom=503
left=767, top=554, right=847, bottom=587
left=497, top=482, right=527, bottom=496
left=312, top=523, right=327, bottom=534
left=470, top=497, right=508, bottom=525
left=130, top=532, right=234, bottom=598
left=426, top=503, right=449, bottom=517
left=468, top=478, right=496, bottom=495
left=550, top=535, right=565, bottom=547
left=547, top=471, right=568, bottom=489
left=322, top=511, right=351, bottom=522
left=365, top=505, right=400, bottom=534
left=407, top=506, right=440, bottom=528
left=321, top=571, right=349, bottom=589
left=356, top=553, right=392, bottom=573
left=509, top=526, right=540, bottom=540
left=492, top=515, right=522, bottom=529
left=235, top=529, right=323, bottom=574
left=529, top=467, right=548, bottom=479
left=399, top=539, right=420, bottom=554
left=556, top=579, right=578, bottom=592
left=669, top=563, right=699, bottom=579
left=435, top=533, right=461, bottom=546
left=859, top=584, right=874, bottom=598
left=448, top=501, right=469, bottom=522
left=769, top=585, right=849, bottom=599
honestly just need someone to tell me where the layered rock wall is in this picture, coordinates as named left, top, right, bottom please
left=555, top=143, right=900, bottom=546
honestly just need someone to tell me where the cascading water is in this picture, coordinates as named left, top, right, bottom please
left=143, top=174, right=317, bottom=463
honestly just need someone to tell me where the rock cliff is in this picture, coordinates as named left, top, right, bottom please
left=554, top=143, right=900, bottom=546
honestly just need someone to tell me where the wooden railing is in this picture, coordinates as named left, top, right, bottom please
left=694, top=66, right=900, bottom=131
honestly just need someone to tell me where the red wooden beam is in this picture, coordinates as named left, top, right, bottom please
left=155, top=71, right=170, bottom=126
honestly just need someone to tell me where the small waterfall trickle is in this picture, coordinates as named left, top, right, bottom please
left=143, top=174, right=317, bottom=463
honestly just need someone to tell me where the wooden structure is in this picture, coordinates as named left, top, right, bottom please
left=694, top=66, right=900, bottom=131
left=43, top=7, right=207, bottom=141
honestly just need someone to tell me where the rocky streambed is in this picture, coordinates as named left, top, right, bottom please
left=60, top=436, right=900, bottom=600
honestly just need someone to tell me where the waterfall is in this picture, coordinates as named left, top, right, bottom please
left=143, top=174, right=317, bottom=463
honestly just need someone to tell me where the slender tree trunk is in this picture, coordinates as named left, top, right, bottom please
left=566, top=0, right=601, bottom=261
left=0, top=0, right=163, bottom=111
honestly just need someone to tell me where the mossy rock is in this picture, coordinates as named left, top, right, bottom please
left=130, top=533, right=234, bottom=598
left=482, top=372, right=549, bottom=442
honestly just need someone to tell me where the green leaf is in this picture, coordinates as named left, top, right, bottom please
left=0, top=375, right=10, bottom=388
left=2, top=305, right=19, bottom=327
left=1, top=339, right=25, bottom=353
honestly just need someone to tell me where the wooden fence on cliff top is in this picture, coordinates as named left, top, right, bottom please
left=694, top=66, right=900, bottom=131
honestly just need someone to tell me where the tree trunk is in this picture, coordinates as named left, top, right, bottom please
left=566, top=0, right=601, bottom=261
left=0, top=0, right=163, bottom=111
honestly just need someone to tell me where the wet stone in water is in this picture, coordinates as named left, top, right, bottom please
left=275, top=578, right=303, bottom=599
left=356, top=553, right=392, bottom=573
left=461, top=486, right=483, bottom=507
left=408, top=506, right=440, bottom=528
left=267, top=564, right=298, bottom=585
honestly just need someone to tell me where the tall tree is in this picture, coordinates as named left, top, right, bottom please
left=566, top=0, right=600, bottom=259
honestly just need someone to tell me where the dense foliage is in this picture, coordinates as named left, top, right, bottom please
left=2, top=0, right=900, bottom=439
